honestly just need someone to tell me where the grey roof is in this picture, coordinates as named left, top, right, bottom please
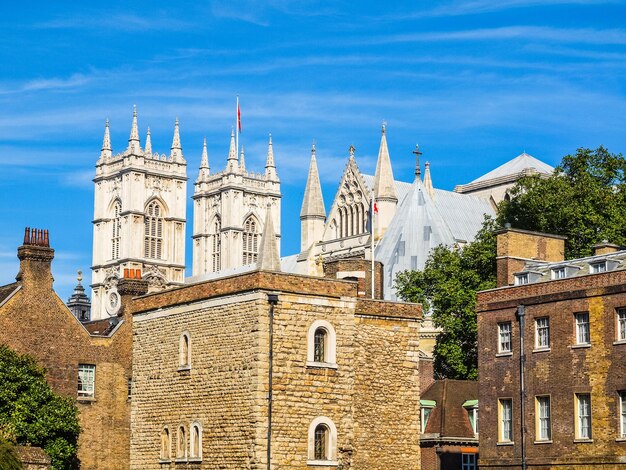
left=300, top=150, right=326, bottom=218
left=257, top=209, right=281, bottom=271
left=470, top=152, right=554, bottom=184
left=280, top=254, right=299, bottom=273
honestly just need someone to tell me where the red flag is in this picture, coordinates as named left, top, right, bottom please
left=374, top=202, right=378, bottom=214
left=237, top=100, right=242, bottom=133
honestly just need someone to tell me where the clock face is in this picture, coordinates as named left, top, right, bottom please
left=105, top=288, right=121, bottom=316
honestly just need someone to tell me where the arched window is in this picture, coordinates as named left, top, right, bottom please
left=176, top=425, right=186, bottom=459
left=190, top=422, right=202, bottom=460
left=160, top=427, right=171, bottom=460
left=144, top=201, right=163, bottom=259
left=111, top=201, right=121, bottom=260
left=242, top=217, right=259, bottom=265
left=212, top=217, right=221, bottom=272
left=307, top=320, right=337, bottom=367
left=179, top=332, right=190, bottom=369
left=307, top=417, right=337, bottom=464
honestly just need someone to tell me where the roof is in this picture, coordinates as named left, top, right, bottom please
left=0, top=282, right=20, bottom=307
left=185, top=255, right=300, bottom=284
left=421, top=379, right=478, bottom=439
left=81, top=318, right=118, bottom=336
left=470, top=152, right=553, bottom=184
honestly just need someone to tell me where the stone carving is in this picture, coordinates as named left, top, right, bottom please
left=142, top=265, right=168, bottom=294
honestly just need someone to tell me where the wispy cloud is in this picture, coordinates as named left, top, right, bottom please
left=209, top=0, right=337, bottom=25
left=36, top=13, right=190, bottom=32
left=0, top=74, right=90, bottom=95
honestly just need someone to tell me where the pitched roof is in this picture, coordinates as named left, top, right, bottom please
left=421, top=379, right=478, bottom=438
left=0, top=282, right=20, bottom=307
left=470, top=152, right=554, bottom=184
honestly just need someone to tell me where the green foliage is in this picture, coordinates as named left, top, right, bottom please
left=498, top=146, right=626, bottom=258
left=395, top=218, right=497, bottom=379
left=0, top=437, right=22, bottom=470
left=0, top=345, right=80, bottom=470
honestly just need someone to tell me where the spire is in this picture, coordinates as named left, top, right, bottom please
left=257, top=206, right=281, bottom=272
left=196, top=137, right=210, bottom=182
left=373, top=122, right=397, bottom=202
left=423, top=161, right=435, bottom=199
left=239, top=145, right=246, bottom=172
left=265, top=134, right=278, bottom=181
left=226, top=127, right=238, bottom=172
left=127, top=105, right=141, bottom=155
left=100, top=119, right=112, bottom=159
left=413, top=145, right=422, bottom=181
left=144, top=127, right=152, bottom=156
left=348, top=144, right=356, bottom=161
left=300, top=143, right=326, bottom=219
left=170, top=118, right=184, bottom=162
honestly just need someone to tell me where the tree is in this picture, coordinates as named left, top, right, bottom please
left=0, top=345, right=80, bottom=470
left=395, top=218, right=497, bottom=380
left=0, top=437, right=21, bottom=470
left=498, top=146, right=626, bottom=258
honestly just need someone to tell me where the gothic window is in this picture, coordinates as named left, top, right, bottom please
left=144, top=201, right=163, bottom=259
left=176, top=425, right=186, bottom=459
left=179, top=332, right=191, bottom=369
left=212, top=217, right=221, bottom=272
left=337, top=182, right=367, bottom=238
left=242, top=217, right=259, bottom=265
left=160, top=427, right=171, bottom=461
left=190, top=422, right=202, bottom=460
left=111, top=201, right=121, bottom=260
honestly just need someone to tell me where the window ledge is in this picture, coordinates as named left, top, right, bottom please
left=533, top=440, right=552, bottom=444
left=159, top=459, right=171, bottom=464
left=532, top=347, right=550, bottom=353
left=174, top=457, right=188, bottom=463
left=496, top=441, right=514, bottom=446
left=574, top=438, right=593, bottom=443
left=77, top=396, right=96, bottom=403
left=188, top=457, right=202, bottom=463
left=306, top=361, right=337, bottom=370
left=307, top=459, right=339, bottom=467
left=615, top=437, right=626, bottom=442
left=571, top=343, right=591, bottom=349
left=495, top=352, right=512, bottom=357
left=613, top=340, right=626, bottom=346
left=177, top=365, right=191, bottom=372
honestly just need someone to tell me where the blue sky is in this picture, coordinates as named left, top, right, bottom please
left=1, top=0, right=626, bottom=300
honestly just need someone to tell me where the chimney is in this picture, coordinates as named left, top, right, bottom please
left=496, top=227, right=566, bottom=287
left=16, top=227, right=55, bottom=290
left=593, top=241, right=622, bottom=256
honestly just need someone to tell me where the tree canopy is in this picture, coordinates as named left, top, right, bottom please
left=0, top=345, right=80, bottom=470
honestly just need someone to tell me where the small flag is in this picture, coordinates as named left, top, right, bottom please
left=374, top=202, right=378, bottom=214
left=237, top=99, right=242, bottom=133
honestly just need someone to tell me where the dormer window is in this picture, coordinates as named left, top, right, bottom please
left=590, top=261, right=607, bottom=274
left=515, top=273, right=529, bottom=286
left=551, top=267, right=566, bottom=280
left=463, top=400, right=479, bottom=435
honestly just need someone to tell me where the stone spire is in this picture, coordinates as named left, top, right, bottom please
left=144, top=127, right=152, bottom=156
left=423, top=161, right=435, bottom=199
left=226, top=128, right=238, bottom=173
left=170, top=118, right=184, bottom=162
left=239, top=145, right=246, bottom=173
left=300, top=143, right=326, bottom=252
left=265, top=134, right=279, bottom=181
left=413, top=145, right=422, bottom=181
left=257, top=206, right=281, bottom=272
left=196, top=137, right=210, bottom=182
left=127, top=105, right=141, bottom=155
left=373, top=123, right=397, bottom=202
left=100, top=119, right=112, bottom=159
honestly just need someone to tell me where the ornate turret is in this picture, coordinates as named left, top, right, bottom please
left=67, top=270, right=91, bottom=322
left=144, top=127, right=152, bottom=156
left=196, top=137, right=210, bottom=182
left=100, top=119, right=112, bottom=159
left=373, top=123, right=398, bottom=239
left=239, top=145, right=246, bottom=173
left=300, top=143, right=326, bottom=251
left=257, top=206, right=281, bottom=272
left=265, top=134, right=279, bottom=181
left=170, top=118, right=184, bottom=162
left=226, top=128, right=238, bottom=173
left=127, top=105, right=141, bottom=155
left=424, top=161, right=435, bottom=199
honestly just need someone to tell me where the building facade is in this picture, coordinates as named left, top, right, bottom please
left=477, top=228, right=626, bottom=468
left=91, top=107, right=187, bottom=320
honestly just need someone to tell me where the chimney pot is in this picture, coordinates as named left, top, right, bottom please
left=24, top=227, right=30, bottom=245
left=123, top=268, right=130, bottom=279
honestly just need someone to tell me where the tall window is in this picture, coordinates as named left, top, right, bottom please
left=111, top=201, right=121, bottom=260
left=307, top=320, right=337, bottom=367
left=536, top=396, right=551, bottom=441
left=498, top=322, right=512, bottom=353
left=462, top=453, right=477, bottom=470
left=161, top=427, right=171, bottom=460
left=78, top=364, right=96, bottom=399
left=535, top=317, right=550, bottom=350
left=499, top=399, right=512, bottom=442
left=575, top=394, right=592, bottom=439
left=575, top=312, right=590, bottom=345
left=190, top=423, right=202, bottom=460
left=242, top=217, right=258, bottom=265
left=314, top=328, right=327, bottom=363
left=314, top=424, right=328, bottom=460
left=466, top=406, right=478, bottom=435
left=617, top=308, right=626, bottom=341
left=308, top=417, right=336, bottom=463
left=179, top=332, right=190, bottom=368
left=176, top=426, right=186, bottom=459
left=144, top=201, right=163, bottom=259
left=211, top=217, right=221, bottom=272
left=421, top=405, right=434, bottom=433
left=620, top=391, right=626, bottom=438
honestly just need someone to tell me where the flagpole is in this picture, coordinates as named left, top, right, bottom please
left=371, top=193, right=375, bottom=299
left=236, top=95, right=239, bottom=157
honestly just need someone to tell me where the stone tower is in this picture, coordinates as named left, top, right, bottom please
left=192, top=131, right=281, bottom=275
left=67, top=270, right=91, bottom=322
left=91, top=107, right=187, bottom=320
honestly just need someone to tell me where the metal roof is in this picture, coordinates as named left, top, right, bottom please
left=470, top=152, right=554, bottom=184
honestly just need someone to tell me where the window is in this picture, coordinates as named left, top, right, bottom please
left=467, top=406, right=478, bottom=435
left=535, top=317, right=550, bottom=350
left=111, top=201, right=121, bottom=260
left=619, top=391, right=626, bottom=439
left=160, top=427, right=171, bottom=461
left=179, top=332, right=191, bottom=369
left=176, top=426, right=186, bottom=460
left=590, top=261, right=607, bottom=273
left=211, top=217, right=221, bottom=272
left=499, top=399, right=513, bottom=442
left=190, top=422, right=202, bottom=460
left=462, top=453, right=477, bottom=470
left=498, top=322, right=512, bottom=354
left=420, top=401, right=435, bottom=433
left=242, top=216, right=258, bottom=265
left=515, top=273, right=529, bottom=285
left=575, top=394, right=592, bottom=440
left=307, top=417, right=337, bottom=464
left=617, top=308, right=626, bottom=341
left=307, top=320, right=337, bottom=367
left=551, top=267, right=566, bottom=280
left=575, top=312, right=590, bottom=345
left=78, top=364, right=95, bottom=399
left=536, top=396, right=551, bottom=441
left=144, top=201, right=163, bottom=259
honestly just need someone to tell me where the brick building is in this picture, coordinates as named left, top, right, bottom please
left=477, top=228, right=626, bottom=468
left=0, top=228, right=143, bottom=469
left=128, top=242, right=423, bottom=469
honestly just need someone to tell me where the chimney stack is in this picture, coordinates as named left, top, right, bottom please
left=16, top=227, right=55, bottom=290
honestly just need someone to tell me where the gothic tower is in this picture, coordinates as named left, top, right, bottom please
left=192, top=131, right=281, bottom=275
left=372, top=124, right=397, bottom=240
left=91, top=107, right=187, bottom=320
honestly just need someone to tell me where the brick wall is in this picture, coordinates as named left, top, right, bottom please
left=323, top=258, right=384, bottom=299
